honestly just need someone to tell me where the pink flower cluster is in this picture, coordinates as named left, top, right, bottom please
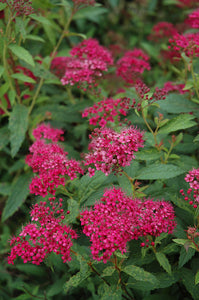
left=186, top=9, right=199, bottom=29
left=26, top=124, right=84, bottom=196
left=180, top=168, right=199, bottom=208
left=80, top=187, right=176, bottom=263
left=116, top=49, right=150, bottom=85
left=163, top=81, right=188, bottom=94
left=82, top=97, right=133, bottom=127
left=84, top=126, right=144, bottom=177
left=148, top=22, right=178, bottom=42
left=8, top=198, right=77, bottom=265
left=52, top=39, right=113, bottom=89
left=169, top=33, right=199, bottom=58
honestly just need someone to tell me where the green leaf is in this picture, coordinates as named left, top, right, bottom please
left=26, top=34, right=45, bottom=43
left=11, top=73, right=36, bottom=83
left=155, top=252, right=172, bottom=274
left=195, top=270, right=199, bottom=285
left=9, top=104, right=29, bottom=157
left=117, top=173, right=132, bottom=196
left=99, top=285, right=123, bottom=300
left=173, top=239, right=189, bottom=246
left=101, top=266, right=115, bottom=277
left=0, top=126, right=10, bottom=150
left=179, top=247, right=195, bottom=269
left=0, top=183, right=11, bottom=196
left=1, top=173, right=32, bottom=222
left=123, top=265, right=159, bottom=284
left=0, top=65, right=4, bottom=78
left=135, top=149, right=161, bottom=161
left=136, top=164, right=184, bottom=180
left=0, top=3, right=7, bottom=10
left=159, top=114, right=196, bottom=133
left=64, top=269, right=91, bottom=294
left=8, top=44, right=35, bottom=67
left=159, top=93, right=198, bottom=114
left=0, top=82, right=9, bottom=98
left=194, top=134, right=199, bottom=143
left=181, top=268, right=199, bottom=299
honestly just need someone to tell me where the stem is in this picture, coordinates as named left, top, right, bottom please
left=3, top=15, right=21, bottom=104
left=28, top=12, right=74, bottom=115
left=190, top=61, right=199, bottom=99
left=163, top=141, right=174, bottom=164
left=22, top=286, right=46, bottom=300
left=113, top=255, right=135, bottom=300
left=141, top=108, right=158, bottom=147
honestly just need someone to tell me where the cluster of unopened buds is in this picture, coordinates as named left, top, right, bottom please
left=3, top=0, right=34, bottom=16
left=180, top=168, right=199, bottom=208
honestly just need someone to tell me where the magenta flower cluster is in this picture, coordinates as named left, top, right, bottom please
left=169, top=33, right=199, bottom=59
left=80, top=187, right=176, bottom=263
left=8, top=198, right=77, bottom=265
left=51, top=38, right=113, bottom=89
left=82, top=97, right=133, bottom=127
left=84, top=126, right=144, bottom=177
left=186, top=9, right=199, bottom=29
left=116, top=49, right=150, bottom=84
left=148, top=22, right=178, bottom=42
left=180, top=168, right=199, bottom=208
left=26, top=123, right=84, bottom=196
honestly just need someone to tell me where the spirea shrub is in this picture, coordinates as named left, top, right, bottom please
left=1, top=0, right=199, bottom=299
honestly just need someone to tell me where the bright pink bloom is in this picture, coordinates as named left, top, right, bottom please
left=8, top=199, right=77, bottom=265
left=169, top=33, right=199, bottom=58
left=80, top=187, right=176, bottom=263
left=26, top=124, right=84, bottom=196
left=163, top=81, right=188, bottom=94
left=186, top=9, right=199, bottom=28
left=32, top=123, right=64, bottom=142
left=180, top=168, right=199, bottom=208
left=148, top=22, right=178, bottom=42
left=116, top=49, right=150, bottom=85
left=82, top=97, right=134, bottom=127
left=52, top=39, right=113, bottom=89
left=84, top=126, right=144, bottom=176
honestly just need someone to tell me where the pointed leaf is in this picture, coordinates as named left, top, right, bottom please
left=155, top=252, right=171, bottom=274
left=159, top=114, right=196, bottom=133
left=2, top=173, right=32, bottom=221
left=11, top=73, right=36, bottom=83
left=136, top=164, right=184, bottom=180
left=9, top=104, right=29, bottom=157
left=123, top=265, right=159, bottom=284
left=8, top=44, right=35, bottom=67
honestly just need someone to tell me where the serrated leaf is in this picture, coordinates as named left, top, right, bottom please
left=1, top=173, right=32, bottom=221
left=179, top=247, right=195, bottom=269
left=194, top=134, right=199, bottom=143
left=135, top=149, right=161, bottom=161
left=9, top=104, right=29, bottom=157
left=64, top=269, right=91, bottom=294
left=173, top=239, right=190, bottom=246
left=101, top=266, right=115, bottom=277
left=11, top=73, right=36, bottom=83
left=136, top=164, right=184, bottom=180
left=159, top=114, right=196, bottom=133
left=155, top=252, right=171, bottom=274
left=8, top=44, right=35, bottom=67
left=123, top=265, right=159, bottom=284
left=100, top=285, right=122, bottom=300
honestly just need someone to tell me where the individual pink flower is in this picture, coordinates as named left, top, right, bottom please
left=148, top=22, right=178, bottom=42
left=80, top=187, right=176, bottom=263
left=186, top=9, right=199, bottom=28
left=84, top=126, right=144, bottom=176
left=82, top=97, right=134, bottom=127
left=52, top=39, right=113, bottom=90
left=116, top=49, right=150, bottom=85
left=8, top=199, right=77, bottom=265
left=180, top=168, right=199, bottom=208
